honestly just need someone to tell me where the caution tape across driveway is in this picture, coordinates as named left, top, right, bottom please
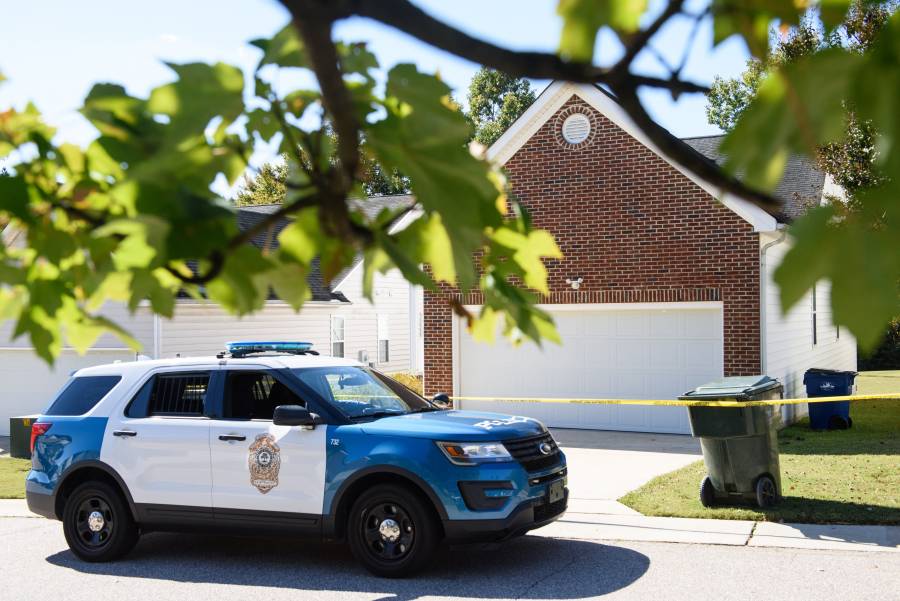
left=449, top=394, right=899, bottom=409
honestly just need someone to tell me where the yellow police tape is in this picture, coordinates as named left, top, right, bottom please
left=448, top=394, right=899, bottom=409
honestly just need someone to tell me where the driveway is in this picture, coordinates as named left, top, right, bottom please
left=551, top=429, right=701, bottom=514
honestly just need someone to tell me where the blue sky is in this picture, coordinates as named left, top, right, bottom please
left=0, top=0, right=750, bottom=151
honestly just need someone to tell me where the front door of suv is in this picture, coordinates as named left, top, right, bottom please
left=208, top=367, right=326, bottom=519
left=101, top=367, right=217, bottom=513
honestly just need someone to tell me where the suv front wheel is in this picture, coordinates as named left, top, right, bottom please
left=347, top=483, right=439, bottom=577
left=62, top=481, right=139, bottom=562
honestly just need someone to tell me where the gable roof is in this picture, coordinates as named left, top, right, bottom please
left=486, top=81, right=804, bottom=231
left=682, top=135, right=825, bottom=220
left=236, top=194, right=416, bottom=301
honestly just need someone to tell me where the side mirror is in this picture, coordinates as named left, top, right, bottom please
left=273, top=405, right=320, bottom=429
left=432, top=393, right=451, bottom=409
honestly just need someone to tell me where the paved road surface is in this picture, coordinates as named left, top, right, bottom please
left=1, top=517, right=896, bottom=601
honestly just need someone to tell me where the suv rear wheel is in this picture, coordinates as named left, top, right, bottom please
left=62, top=481, right=139, bottom=562
left=347, top=483, right=439, bottom=577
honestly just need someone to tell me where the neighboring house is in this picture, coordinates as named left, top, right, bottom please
left=423, top=81, right=856, bottom=434
left=0, top=195, right=425, bottom=435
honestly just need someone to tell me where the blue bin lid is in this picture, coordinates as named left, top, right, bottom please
left=803, top=368, right=858, bottom=384
left=679, top=375, right=782, bottom=400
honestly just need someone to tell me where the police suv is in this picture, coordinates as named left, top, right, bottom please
left=26, top=342, right=568, bottom=577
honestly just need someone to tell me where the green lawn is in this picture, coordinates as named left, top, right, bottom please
left=620, top=371, right=900, bottom=524
left=0, top=458, right=30, bottom=499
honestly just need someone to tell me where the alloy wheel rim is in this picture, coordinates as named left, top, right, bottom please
left=362, top=502, right=414, bottom=561
left=75, top=496, right=114, bottom=549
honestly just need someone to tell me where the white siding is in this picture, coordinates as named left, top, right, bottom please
left=158, top=302, right=335, bottom=358
left=0, top=302, right=154, bottom=352
left=334, top=266, right=413, bottom=373
left=762, top=234, right=857, bottom=422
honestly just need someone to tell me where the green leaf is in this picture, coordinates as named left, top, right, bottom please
left=368, top=65, right=500, bottom=290
left=206, top=245, right=272, bottom=315
left=0, top=174, right=32, bottom=223
left=557, top=0, right=646, bottom=61
left=266, top=261, right=311, bottom=310
left=147, top=62, right=245, bottom=141
left=251, top=24, right=308, bottom=70
left=721, top=49, right=860, bottom=191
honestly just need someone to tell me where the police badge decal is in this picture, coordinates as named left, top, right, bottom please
left=248, top=434, right=281, bottom=494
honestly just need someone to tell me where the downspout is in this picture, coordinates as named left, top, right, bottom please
left=153, top=313, right=162, bottom=359
left=759, top=225, right=787, bottom=375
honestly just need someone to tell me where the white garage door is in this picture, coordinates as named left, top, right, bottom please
left=0, top=349, right=136, bottom=435
left=456, top=304, right=724, bottom=434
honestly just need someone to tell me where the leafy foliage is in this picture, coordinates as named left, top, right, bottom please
left=466, top=67, right=536, bottom=147
left=0, top=24, right=559, bottom=362
left=235, top=162, right=287, bottom=206
left=859, top=318, right=900, bottom=369
left=1, top=0, right=899, bottom=362
left=704, top=2, right=899, bottom=346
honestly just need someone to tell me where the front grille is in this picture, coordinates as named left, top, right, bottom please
left=534, top=496, right=567, bottom=523
left=504, top=432, right=561, bottom=473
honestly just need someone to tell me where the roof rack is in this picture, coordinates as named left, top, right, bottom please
left=218, top=341, right=320, bottom=359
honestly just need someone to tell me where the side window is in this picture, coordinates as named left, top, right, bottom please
left=331, top=315, right=345, bottom=358
left=222, top=371, right=305, bottom=420
left=377, top=314, right=390, bottom=364
left=45, top=376, right=121, bottom=416
left=125, top=372, right=210, bottom=418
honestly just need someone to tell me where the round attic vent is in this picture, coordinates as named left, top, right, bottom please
left=561, top=113, right=591, bottom=144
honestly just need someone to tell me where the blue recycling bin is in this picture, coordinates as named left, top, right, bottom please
left=803, top=368, right=857, bottom=430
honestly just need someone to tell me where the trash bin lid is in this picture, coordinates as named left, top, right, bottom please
left=803, top=368, right=858, bottom=383
left=679, top=375, right=781, bottom=400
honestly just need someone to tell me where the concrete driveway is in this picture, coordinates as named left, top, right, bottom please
left=551, top=429, right=701, bottom=514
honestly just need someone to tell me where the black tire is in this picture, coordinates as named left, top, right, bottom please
left=699, top=476, right=717, bottom=508
left=347, top=484, right=439, bottom=578
left=62, top=481, right=139, bottom=562
left=755, top=475, right=779, bottom=509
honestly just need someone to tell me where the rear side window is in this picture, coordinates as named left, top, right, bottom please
left=126, top=372, right=210, bottom=418
left=45, top=376, right=121, bottom=416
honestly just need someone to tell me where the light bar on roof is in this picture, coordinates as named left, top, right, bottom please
left=226, top=341, right=314, bottom=358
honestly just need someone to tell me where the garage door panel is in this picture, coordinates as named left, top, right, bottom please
left=457, top=306, right=723, bottom=434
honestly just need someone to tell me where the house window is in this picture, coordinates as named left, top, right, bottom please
left=331, top=315, right=345, bottom=358
left=377, top=314, right=390, bottom=363
left=812, top=284, right=818, bottom=346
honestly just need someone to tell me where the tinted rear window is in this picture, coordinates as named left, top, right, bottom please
left=45, top=376, right=122, bottom=416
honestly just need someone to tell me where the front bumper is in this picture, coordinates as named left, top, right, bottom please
left=442, top=487, right=568, bottom=543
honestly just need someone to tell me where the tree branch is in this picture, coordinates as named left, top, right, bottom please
left=615, top=84, right=786, bottom=215
left=288, top=0, right=784, bottom=212
left=287, top=0, right=360, bottom=188
left=613, top=0, right=685, bottom=73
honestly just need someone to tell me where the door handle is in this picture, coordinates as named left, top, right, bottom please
left=112, top=430, right=137, bottom=437
left=218, top=434, right=247, bottom=442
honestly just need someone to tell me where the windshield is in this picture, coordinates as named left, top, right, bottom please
left=291, top=366, right=431, bottom=419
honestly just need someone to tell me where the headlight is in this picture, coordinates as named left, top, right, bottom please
left=436, top=441, right=512, bottom=466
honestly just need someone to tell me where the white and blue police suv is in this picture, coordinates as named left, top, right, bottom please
left=26, top=342, right=567, bottom=577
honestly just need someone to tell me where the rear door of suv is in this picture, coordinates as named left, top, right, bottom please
left=101, top=366, right=219, bottom=518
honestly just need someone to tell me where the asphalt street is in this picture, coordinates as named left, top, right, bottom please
left=1, top=516, right=897, bottom=601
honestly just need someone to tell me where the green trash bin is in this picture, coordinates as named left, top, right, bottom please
left=9, top=415, right=40, bottom=459
left=680, top=376, right=783, bottom=509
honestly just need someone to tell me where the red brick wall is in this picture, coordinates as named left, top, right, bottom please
left=423, top=95, right=761, bottom=397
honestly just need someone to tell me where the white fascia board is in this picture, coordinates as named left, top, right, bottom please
left=487, top=81, right=779, bottom=233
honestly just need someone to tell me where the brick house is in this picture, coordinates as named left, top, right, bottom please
left=423, top=82, right=856, bottom=434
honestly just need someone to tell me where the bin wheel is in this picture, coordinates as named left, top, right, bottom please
left=828, top=415, right=850, bottom=430
left=847, top=417, right=853, bottom=428
left=699, top=476, right=717, bottom=508
left=755, top=476, right=778, bottom=508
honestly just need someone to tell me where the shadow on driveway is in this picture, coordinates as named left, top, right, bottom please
left=46, top=533, right=650, bottom=599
